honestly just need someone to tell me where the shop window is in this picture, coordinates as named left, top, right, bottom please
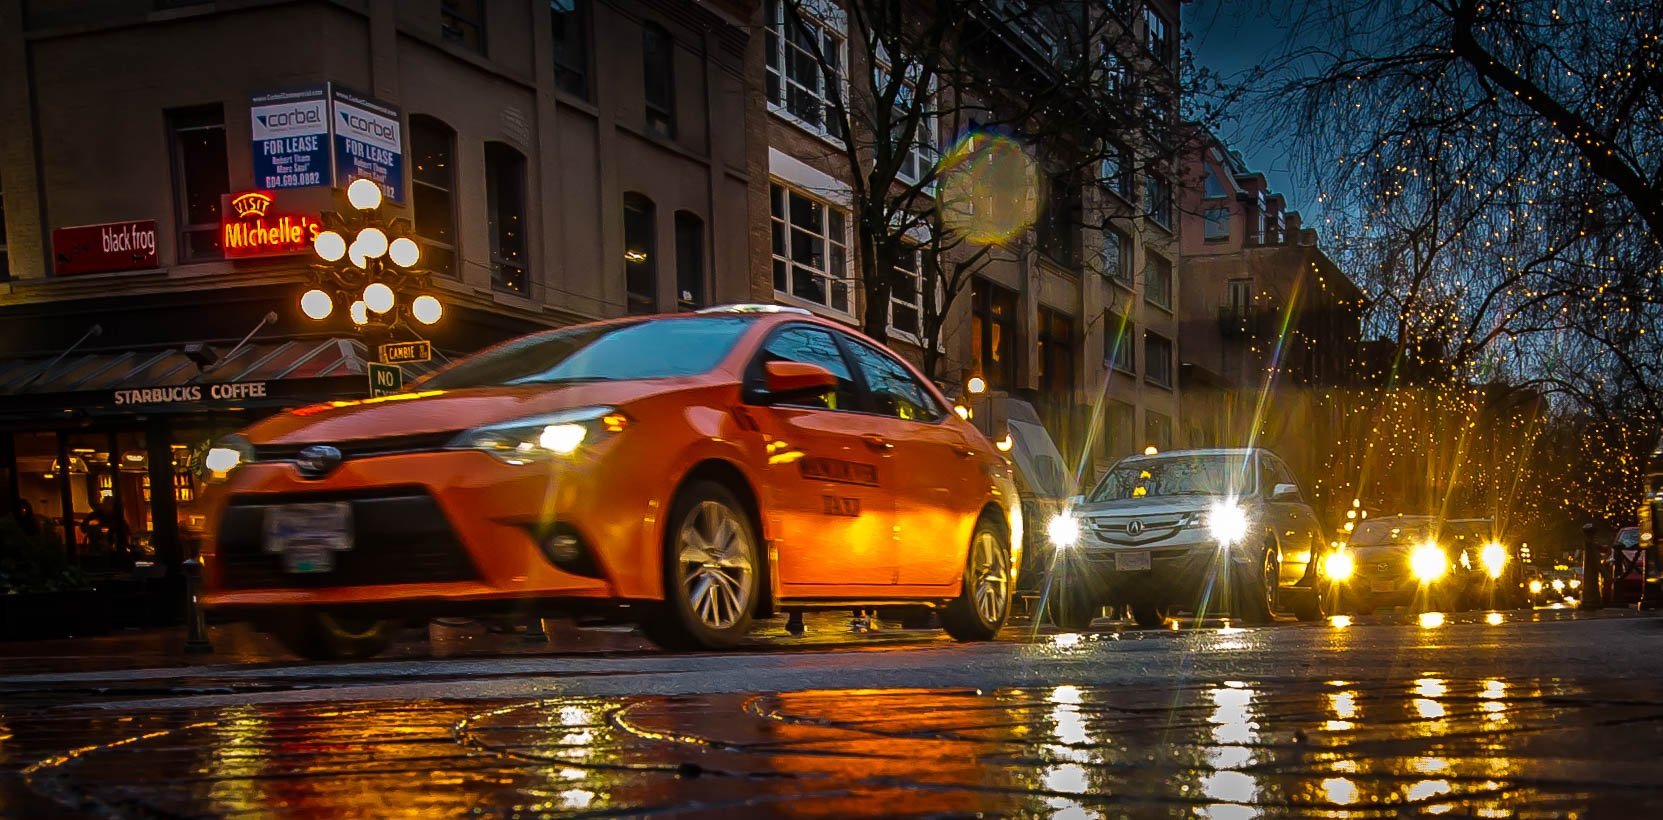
left=441, top=0, right=486, bottom=54
left=485, top=142, right=529, bottom=295
left=411, top=115, right=458, bottom=276
left=624, top=192, right=657, bottom=315
left=167, top=105, right=228, bottom=263
left=674, top=211, right=705, bottom=310
left=550, top=0, right=591, bottom=99
left=642, top=22, right=676, bottom=139
left=971, top=277, right=1017, bottom=391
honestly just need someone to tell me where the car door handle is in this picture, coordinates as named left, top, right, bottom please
left=862, top=435, right=893, bottom=451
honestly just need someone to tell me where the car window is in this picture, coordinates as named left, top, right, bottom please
left=1268, top=456, right=1298, bottom=496
left=751, top=326, right=859, bottom=411
left=1090, top=454, right=1255, bottom=501
left=844, top=339, right=945, bottom=422
left=424, top=317, right=751, bottom=388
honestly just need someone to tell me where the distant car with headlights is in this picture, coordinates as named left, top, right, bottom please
left=1440, top=519, right=1524, bottom=610
left=1043, top=448, right=1330, bottom=628
left=1526, top=566, right=1579, bottom=605
left=1333, top=516, right=1514, bottom=613
left=199, top=306, right=1021, bottom=658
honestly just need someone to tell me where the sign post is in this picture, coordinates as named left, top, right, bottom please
left=367, top=362, right=403, bottom=398
left=379, top=340, right=431, bottom=365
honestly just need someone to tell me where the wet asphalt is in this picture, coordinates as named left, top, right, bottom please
left=2, top=606, right=1662, bottom=817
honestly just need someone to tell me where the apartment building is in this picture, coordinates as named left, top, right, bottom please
left=0, top=0, right=760, bottom=590
left=753, top=0, right=1185, bottom=481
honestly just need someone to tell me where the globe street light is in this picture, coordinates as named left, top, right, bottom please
left=301, top=178, right=443, bottom=339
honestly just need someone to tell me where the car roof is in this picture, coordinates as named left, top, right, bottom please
left=1114, top=448, right=1262, bottom=465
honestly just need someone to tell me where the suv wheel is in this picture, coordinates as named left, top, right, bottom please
left=1234, top=547, right=1278, bottom=625
left=1130, top=602, right=1169, bottom=628
left=1045, top=586, right=1099, bottom=631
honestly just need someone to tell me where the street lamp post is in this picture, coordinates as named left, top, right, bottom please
left=301, top=178, right=443, bottom=347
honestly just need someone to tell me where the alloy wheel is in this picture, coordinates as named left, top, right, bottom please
left=971, top=530, right=1010, bottom=625
left=675, top=499, right=756, bottom=630
left=1261, top=549, right=1280, bottom=616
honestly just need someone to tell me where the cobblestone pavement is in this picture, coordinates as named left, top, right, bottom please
left=3, top=609, right=1662, bottom=817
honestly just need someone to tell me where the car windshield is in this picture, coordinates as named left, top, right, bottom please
left=422, top=317, right=752, bottom=389
left=1350, top=520, right=1436, bottom=547
left=1088, top=454, right=1255, bottom=502
left=1618, top=528, right=1641, bottom=548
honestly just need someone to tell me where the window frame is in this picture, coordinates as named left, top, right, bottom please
left=641, top=21, right=677, bottom=139
left=1144, top=330, right=1174, bottom=389
left=1145, top=170, right=1173, bottom=231
left=1144, top=250, right=1173, bottom=311
left=1037, top=171, right=1081, bottom=269
left=549, top=0, right=592, bottom=100
left=440, top=0, right=487, bottom=55
left=410, top=114, right=459, bottom=277
left=770, top=181, right=853, bottom=317
left=764, top=0, right=849, bottom=144
left=970, top=277, right=1018, bottom=392
left=167, top=104, right=228, bottom=265
left=1101, top=225, right=1132, bottom=287
left=1036, top=306, right=1075, bottom=403
left=1100, top=142, right=1132, bottom=201
left=743, top=322, right=864, bottom=412
left=484, top=141, right=530, bottom=296
left=1142, top=4, right=1175, bottom=68
left=1104, top=311, right=1135, bottom=374
left=874, top=48, right=938, bottom=187
left=1203, top=207, right=1231, bottom=241
left=887, top=243, right=927, bottom=343
left=673, top=210, right=705, bottom=311
left=623, top=192, right=657, bottom=315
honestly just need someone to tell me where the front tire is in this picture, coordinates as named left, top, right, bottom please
left=1044, top=586, right=1099, bottom=631
left=642, top=481, right=759, bottom=651
left=1234, top=547, right=1278, bottom=625
left=941, top=518, right=1012, bottom=642
left=271, top=611, right=395, bottom=661
left=1290, top=584, right=1327, bottom=622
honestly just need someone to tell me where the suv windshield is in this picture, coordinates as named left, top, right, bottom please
left=423, top=317, right=752, bottom=389
left=1088, top=454, right=1255, bottom=502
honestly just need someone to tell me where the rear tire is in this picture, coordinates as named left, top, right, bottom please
left=941, top=518, right=1012, bottom=642
left=641, top=481, right=759, bottom=651
left=271, top=611, right=395, bottom=661
left=1130, top=602, right=1169, bottom=628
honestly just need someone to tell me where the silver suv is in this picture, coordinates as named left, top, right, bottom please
left=1043, top=448, right=1331, bottom=628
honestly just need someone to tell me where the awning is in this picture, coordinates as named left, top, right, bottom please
left=0, top=337, right=443, bottom=420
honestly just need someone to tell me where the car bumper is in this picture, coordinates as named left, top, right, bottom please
left=1051, top=541, right=1265, bottom=605
left=1334, top=572, right=1462, bottom=607
left=201, top=447, right=656, bottom=611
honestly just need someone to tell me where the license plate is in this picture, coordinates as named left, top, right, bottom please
left=263, top=502, right=353, bottom=573
left=1116, top=551, right=1152, bottom=571
left=1370, top=579, right=1395, bottom=594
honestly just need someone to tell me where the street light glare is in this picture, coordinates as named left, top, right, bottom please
left=349, top=299, right=369, bottom=325
left=388, top=236, right=421, bottom=268
left=312, top=230, right=347, bottom=262
left=347, top=178, right=383, bottom=210
left=348, top=241, right=369, bottom=269
left=300, top=289, right=333, bottom=320
left=966, top=376, right=987, bottom=395
left=412, top=294, right=443, bottom=325
left=363, top=282, right=395, bottom=314
left=356, top=227, right=389, bottom=259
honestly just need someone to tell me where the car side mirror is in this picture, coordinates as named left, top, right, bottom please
left=1067, top=494, right=1086, bottom=508
left=763, top=361, right=837, bottom=403
left=1270, top=483, right=1301, bottom=502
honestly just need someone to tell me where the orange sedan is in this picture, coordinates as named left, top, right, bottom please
left=200, top=305, right=1022, bottom=658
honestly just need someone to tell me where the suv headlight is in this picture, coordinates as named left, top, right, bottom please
left=1411, top=542, right=1447, bottom=581
left=1207, top=502, right=1250, bottom=546
left=448, top=406, right=628, bottom=464
left=1480, top=541, right=1508, bottom=579
left=202, top=434, right=254, bottom=482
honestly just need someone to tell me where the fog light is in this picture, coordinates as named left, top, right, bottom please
left=544, top=533, right=581, bottom=564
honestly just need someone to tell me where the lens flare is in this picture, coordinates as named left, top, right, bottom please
left=935, top=132, right=1039, bottom=246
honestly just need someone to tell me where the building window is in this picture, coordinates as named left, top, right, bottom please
left=764, top=0, right=846, bottom=140
left=1226, top=279, right=1251, bottom=316
left=550, top=0, right=590, bottom=100
left=1145, top=171, right=1173, bottom=231
left=1102, top=226, right=1131, bottom=285
left=0, top=176, right=8, bottom=278
left=1143, top=91, right=1172, bottom=147
left=168, top=105, right=228, bottom=263
left=1143, top=5, right=1174, bottom=67
left=1037, top=307, right=1074, bottom=401
left=770, top=182, right=849, bottom=313
left=485, top=142, right=528, bottom=295
left=674, top=211, right=704, bottom=310
left=1101, top=142, right=1131, bottom=199
left=1203, top=161, right=1227, bottom=198
left=642, top=23, right=676, bottom=139
left=410, top=116, right=457, bottom=277
left=878, top=55, right=936, bottom=184
left=1144, top=251, right=1172, bottom=311
left=624, top=193, right=656, bottom=315
left=1204, top=207, right=1231, bottom=241
left=441, top=0, right=486, bottom=54
left=971, top=277, right=1017, bottom=391
left=1145, top=331, right=1173, bottom=388
left=889, top=245, right=925, bottom=340
left=1146, top=409, right=1173, bottom=451
left=1037, top=172, right=1080, bottom=268
left=1105, top=311, right=1135, bottom=373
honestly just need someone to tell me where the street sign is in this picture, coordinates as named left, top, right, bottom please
left=367, top=362, right=403, bottom=397
left=380, top=340, right=431, bottom=365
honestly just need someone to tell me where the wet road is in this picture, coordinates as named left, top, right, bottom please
left=3, top=608, right=1662, bottom=817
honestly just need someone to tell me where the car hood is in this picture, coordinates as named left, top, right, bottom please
left=1348, top=543, right=1413, bottom=564
left=1073, top=496, right=1216, bottom=519
left=244, top=379, right=702, bottom=445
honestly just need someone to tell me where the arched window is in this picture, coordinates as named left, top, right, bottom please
left=623, top=193, right=656, bottom=314
left=410, top=115, right=457, bottom=276
left=485, top=142, right=529, bottom=294
left=673, top=211, right=704, bottom=310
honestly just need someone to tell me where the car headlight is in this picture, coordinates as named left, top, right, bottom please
left=1480, top=541, right=1508, bottom=579
left=1410, top=542, right=1447, bottom=581
left=1551, top=578, right=1566, bottom=592
left=1528, top=579, right=1543, bottom=595
left=1569, top=578, right=1581, bottom=590
left=1207, top=502, right=1250, bottom=546
left=202, top=434, right=254, bottom=482
left=1324, top=549, right=1355, bottom=580
left=448, top=406, right=628, bottom=464
left=1047, top=512, right=1081, bottom=550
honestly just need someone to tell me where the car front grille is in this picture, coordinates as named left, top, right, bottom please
left=252, top=431, right=462, bottom=462
left=215, top=488, right=479, bottom=590
left=1087, top=512, right=1193, bottom=545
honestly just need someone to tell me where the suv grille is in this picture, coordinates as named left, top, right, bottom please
left=215, top=488, right=478, bottom=590
left=1087, top=512, right=1194, bottom=545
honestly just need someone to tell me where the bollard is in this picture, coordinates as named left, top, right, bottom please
left=182, top=557, right=213, bottom=653
left=1579, top=523, right=1603, bottom=611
